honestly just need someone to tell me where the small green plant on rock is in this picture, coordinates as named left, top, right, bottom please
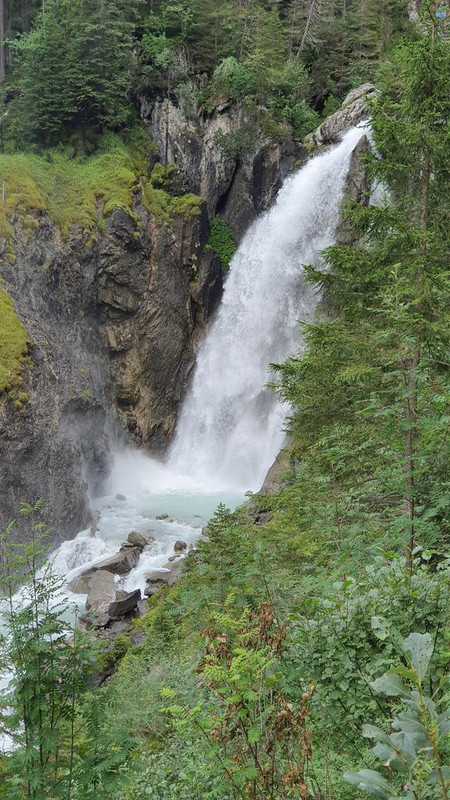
left=207, top=217, right=236, bottom=270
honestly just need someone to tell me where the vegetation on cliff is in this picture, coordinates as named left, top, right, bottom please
left=1, top=0, right=411, bottom=149
left=0, top=288, right=27, bottom=393
left=1, top=2, right=450, bottom=799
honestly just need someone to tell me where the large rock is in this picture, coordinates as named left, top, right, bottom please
left=305, top=84, right=375, bottom=150
left=108, top=589, right=141, bottom=619
left=126, top=531, right=154, bottom=550
left=86, top=547, right=141, bottom=576
left=84, top=570, right=116, bottom=615
left=144, top=557, right=185, bottom=596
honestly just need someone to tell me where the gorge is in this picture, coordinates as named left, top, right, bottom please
left=0, top=86, right=370, bottom=547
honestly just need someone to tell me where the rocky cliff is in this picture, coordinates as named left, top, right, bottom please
left=0, top=86, right=372, bottom=544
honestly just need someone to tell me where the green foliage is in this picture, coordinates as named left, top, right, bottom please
left=274, top=20, right=450, bottom=562
left=345, top=632, right=450, bottom=800
left=289, top=552, right=450, bottom=731
left=0, top=129, right=200, bottom=246
left=0, top=131, right=148, bottom=239
left=0, top=289, right=27, bottom=393
left=0, top=503, right=95, bottom=798
left=8, top=0, right=142, bottom=147
left=0, top=504, right=133, bottom=799
left=207, top=216, right=236, bottom=270
left=164, top=602, right=320, bottom=800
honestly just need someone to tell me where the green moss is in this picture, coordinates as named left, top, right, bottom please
left=0, top=289, right=28, bottom=394
left=207, top=216, right=236, bottom=270
left=150, top=162, right=180, bottom=189
left=170, top=193, right=202, bottom=216
left=0, top=130, right=150, bottom=242
left=142, top=183, right=202, bottom=222
left=0, top=128, right=203, bottom=248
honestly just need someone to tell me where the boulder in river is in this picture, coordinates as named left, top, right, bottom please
left=116, top=493, right=127, bottom=501
left=108, top=589, right=141, bottom=620
left=84, top=547, right=141, bottom=577
left=174, top=540, right=187, bottom=553
left=127, top=531, right=154, bottom=550
left=85, top=570, right=116, bottom=617
left=144, top=557, right=185, bottom=596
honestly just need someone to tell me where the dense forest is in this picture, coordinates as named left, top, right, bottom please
left=0, top=0, right=411, bottom=148
left=1, top=0, right=450, bottom=799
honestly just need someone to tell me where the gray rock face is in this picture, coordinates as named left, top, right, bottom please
left=304, top=84, right=375, bottom=150
left=139, top=91, right=297, bottom=241
left=0, top=196, right=222, bottom=543
left=0, top=221, right=112, bottom=543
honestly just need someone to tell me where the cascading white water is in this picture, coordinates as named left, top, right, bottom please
left=169, top=125, right=366, bottom=489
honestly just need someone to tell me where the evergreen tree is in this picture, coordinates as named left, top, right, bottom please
left=0, top=504, right=96, bottom=799
left=275, top=2, right=450, bottom=560
left=9, top=0, right=141, bottom=147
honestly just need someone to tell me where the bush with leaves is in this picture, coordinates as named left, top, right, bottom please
left=163, top=600, right=321, bottom=800
left=345, top=632, right=450, bottom=800
left=288, top=551, right=450, bottom=739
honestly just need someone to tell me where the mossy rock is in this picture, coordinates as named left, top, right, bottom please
left=0, top=288, right=28, bottom=393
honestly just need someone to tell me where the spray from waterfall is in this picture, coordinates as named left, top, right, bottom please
left=169, top=126, right=366, bottom=489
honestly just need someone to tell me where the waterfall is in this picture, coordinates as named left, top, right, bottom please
left=0, top=125, right=367, bottom=756
left=169, top=126, right=366, bottom=489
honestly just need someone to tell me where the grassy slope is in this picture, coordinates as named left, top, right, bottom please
left=0, top=131, right=202, bottom=254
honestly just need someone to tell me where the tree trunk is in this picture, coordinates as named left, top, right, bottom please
left=0, top=0, right=5, bottom=85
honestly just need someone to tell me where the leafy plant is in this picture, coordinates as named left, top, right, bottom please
left=164, top=601, right=321, bottom=799
left=207, top=217, right=236, bottom=270
left=345, top=632, right=450, bottom=800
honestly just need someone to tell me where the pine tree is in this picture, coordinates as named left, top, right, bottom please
left=0, top=503, right=96, bottom=798
left=9, top=0, right=141, bottom=147
left=275, top=3, right=450, bottom=561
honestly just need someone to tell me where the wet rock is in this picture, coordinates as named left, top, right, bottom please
left=84, top=547, right=140, bottom=576
left=156, top=513, right=169, bottom=520
left=108, top=589, right=141, bottom=620
left=144, top=556, right=185, bottom=596
left=174, top=540, right=187, bottom=553
left=90, top=509, right=100, bottom=537
left=304, top=83, right=375, bottom=150
left=127, top=530, right=154, bottom=550
left=116, top=493, right=127, bottom=501
left=137, top=598, right=149, bottom=617
left=84, top=570, right=116, bottom=621
left=144, top=574, right=168, bottom=597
